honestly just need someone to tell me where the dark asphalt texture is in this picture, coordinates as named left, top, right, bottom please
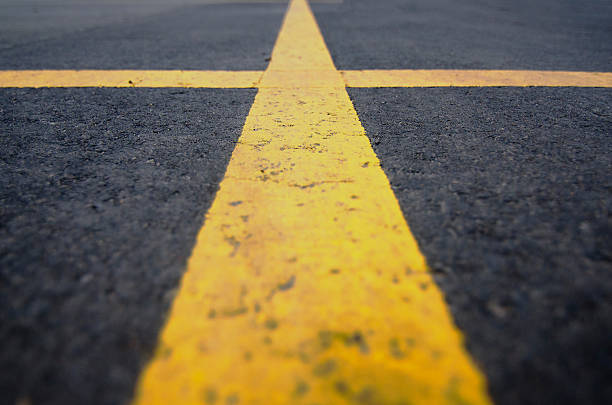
left=312, top=0, right=612, bottom=71
left=0, top=88, right=255, bottom=405
left=0, top=1, right=286, bottom=70
left=349, top=87, right=612, bottom=404
left=0, top=0, right=193, bottom=50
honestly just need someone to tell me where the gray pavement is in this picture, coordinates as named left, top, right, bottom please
left=0, top=0, right=286, bottom=69
left=312, top=0, right=612, bottom=70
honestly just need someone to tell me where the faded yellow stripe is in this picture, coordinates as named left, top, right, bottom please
left=132, top=0, right=492, bottom=404
left=0, top=70, right=262, bottom=88
left=341, top=69, right=612, bottom=87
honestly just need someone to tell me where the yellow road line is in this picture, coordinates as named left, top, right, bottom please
left=341, top=69, right=612, bottom=87
left=0, top=70, right=262, bottom=88
left=131, top=0, right=493, bottom=404
left=2, top=69, right=612, bottom=88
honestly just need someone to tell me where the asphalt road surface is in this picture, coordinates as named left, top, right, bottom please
left=1, top=0, right=611, bottom=404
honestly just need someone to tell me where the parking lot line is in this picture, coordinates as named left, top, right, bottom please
left=340, top=69, right=612, bottom=88
left=2, top=69, right=611, bottom=88
left=130, top=0, right=493, bottom=404
left=0, top=70, right=263, bottom=88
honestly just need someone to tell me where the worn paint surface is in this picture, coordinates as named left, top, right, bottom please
left=131, top=0, right=493, bottom=404
left=0, top=70, right=262, bottom=88
left=2, top=69, right=611, bottom=89
left=340, top=69, right=612, bottom=88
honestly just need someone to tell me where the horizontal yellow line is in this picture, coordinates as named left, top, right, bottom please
left=340, top=69, right=612, bottom=87
left=0, top=70, right=263, bottom=88
left=1, top=69, right=611, bottom=88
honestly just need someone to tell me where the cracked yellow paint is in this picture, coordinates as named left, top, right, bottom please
left=131, top=0, right=493, bottom=404
left=340, top=69, right=612, bottom=88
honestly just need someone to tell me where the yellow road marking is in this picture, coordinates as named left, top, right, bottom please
left=2, top=69, right=611, bottom=88
left=0, top=70, right=262, bottom=88
left=341, top=69, right=612, bottom=88
left=131, top=0, right=492, bottom=404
